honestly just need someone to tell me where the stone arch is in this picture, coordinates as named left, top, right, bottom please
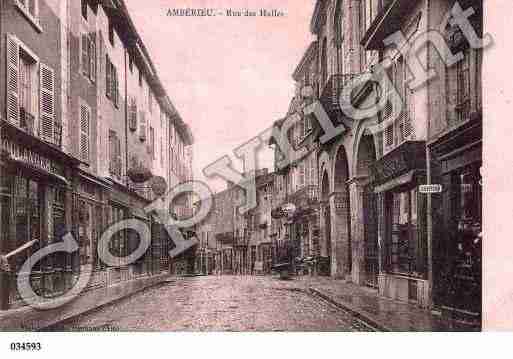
left=318, top=150, right=331, bottom=188
left=352, top=120, right=378, bottom=178
left=349, top=121, right=379, bottom=286
left=328, top=143, right=351, bottom=278
left=319, top=169, right=332, bottom=274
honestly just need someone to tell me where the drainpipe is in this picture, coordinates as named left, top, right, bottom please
left=124, top=49, right=129, bottom=186
left=425, top=0, right=434, bottom=309
left=0, top=0, right=9, bottom=311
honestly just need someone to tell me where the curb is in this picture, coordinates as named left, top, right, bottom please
left=40, top=277, right=173, bottom=331
left=0, top=274, right=171, bottom=331
left=308, top=287, right=391, bottom=332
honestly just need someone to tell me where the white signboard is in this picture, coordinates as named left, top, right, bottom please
left=419, top=184, right=443, bottom=194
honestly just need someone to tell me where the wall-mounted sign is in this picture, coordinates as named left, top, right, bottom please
left=1, top=139, right=64, bottom=177
left=419, top=184, right=443, bottom=194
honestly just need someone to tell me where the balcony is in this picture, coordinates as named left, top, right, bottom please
left=361, top=0, right=418, bottom=50
left=288, top=185, right=319, bottom=216
left=370, top=141, right=426, bottom=186
left=1, top=116, right=74, bottom=167
left=320, top=73, right=360, bottom=119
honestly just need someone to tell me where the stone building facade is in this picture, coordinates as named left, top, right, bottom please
left=0, top=0, right=194, bottom=309
left=294, top=0, right=482, bottom=320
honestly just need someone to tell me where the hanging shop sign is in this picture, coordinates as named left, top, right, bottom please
left=1, top=139, right=64, bottom=177
left=419, top=184, right=443, bottom=194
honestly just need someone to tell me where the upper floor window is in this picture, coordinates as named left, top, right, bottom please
left=139, top=111, right=147, bottom=142
left=105, top=55, right=119, bottom=107
left=334, top=0, right=343, bottom=47
left=149, top=126, right=155, bottom=159
left=109, top=130, right=122, bottom=178
left=6, top=36, right=58, bottom=145
left=148, top=88, right=153, bottom=113
left=128, top=96, right=137, bottom=131
left=320, top=38, right=328, bottom=88
left=81, top=32, right=96, bottom=83
left=79, top=102, right=91, bottom=162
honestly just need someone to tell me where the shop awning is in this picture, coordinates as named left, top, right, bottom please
left=374, top=170, right=417, bottom=193
left=8, top=158, right=69, bottom=187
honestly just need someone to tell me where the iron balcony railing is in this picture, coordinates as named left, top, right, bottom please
left=320, top=73, right=361, bottom=116
left=17, top=107, right=62, bottom=148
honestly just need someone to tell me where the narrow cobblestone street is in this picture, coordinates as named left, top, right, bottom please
left=56, top=276, right=374, bottom=331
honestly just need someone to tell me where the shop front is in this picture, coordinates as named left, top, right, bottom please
left=371, top=141, right=430, bottom=307
left=0, top=123, right=80, bottom=309
left=430, top=118, right=482, bottom=324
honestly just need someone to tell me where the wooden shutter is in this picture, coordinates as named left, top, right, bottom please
left=80, top=104, right=90, bottom=161
left=113, top=65, right=119, bottom=106
left=115, top=135, right=121, bottom=176
left=105, top=56, right=111, bottom=98
left=128, top=97, right=137, bottom=131
left=108, top=130, right=115, bottom=174
left=150, top=127, right=155, bottom=158
left=446, top=62, right=458, bottom=125
left=139, top=111, right=146, bottom=141
left=82, top=33, right=89, bottom=77
left=6, top=35, right=20, bottom=125
left=89, top=33, right=96, bottom=82
left=39, top=63, right=55, bottom=143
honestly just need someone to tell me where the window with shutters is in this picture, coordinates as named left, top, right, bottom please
left=5, top=36, right=60, bottom=145
left=148, top=88, right=153, bottom=113
left=109, top=130, right=121, bottom=178
left=456, top=49, right=471, bottom=122
left=160, top=137, right=164, bottom=166
left=128, top=96, right=137, bottom=131
left=149, top=127, right=155, bottom=158
left=81, top=32, right=96, bottom=83
left=19, top=50, right=36, bottom=127
left=79, top=103, right=91, bottom=162
left=139, top=111, right=147, bottom=141
left=105, top=55, right=118, bottom=107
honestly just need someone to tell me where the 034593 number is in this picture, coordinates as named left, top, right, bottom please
left=10, top=342, right=41, bottom=351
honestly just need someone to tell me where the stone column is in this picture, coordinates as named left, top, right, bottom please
left=329, top=190, right=351, bottom=279
left=319, top=202, right=328, bottom=257
left=347, top=176, right=369, bottom=286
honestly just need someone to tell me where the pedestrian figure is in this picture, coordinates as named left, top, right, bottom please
left=0, top=255, right=10, bottom=273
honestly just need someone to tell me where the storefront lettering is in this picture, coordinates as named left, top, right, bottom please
left=1, top=139, right=64, bottom=177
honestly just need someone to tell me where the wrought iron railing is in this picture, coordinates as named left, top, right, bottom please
left=320, top=73, right=360, bottom=115
left=289, top=185, right=319, bottom=207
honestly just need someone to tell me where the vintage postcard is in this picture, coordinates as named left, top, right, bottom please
left=0, top=0, right=511, bottom=355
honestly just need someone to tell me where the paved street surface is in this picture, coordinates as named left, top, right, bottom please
left=56, top=276, right=374, bottom=331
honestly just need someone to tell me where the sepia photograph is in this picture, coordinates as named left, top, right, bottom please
left=0, top=0, right=509, bottom=352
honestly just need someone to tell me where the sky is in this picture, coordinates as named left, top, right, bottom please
left=125, top=0, right=316, bottom=192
